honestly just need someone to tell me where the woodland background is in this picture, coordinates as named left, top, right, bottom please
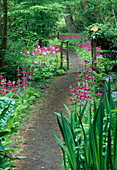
left=0, top=0, right=117, bottom=78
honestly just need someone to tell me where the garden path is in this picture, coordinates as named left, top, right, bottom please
left=13, top=49, right=84, bottom=170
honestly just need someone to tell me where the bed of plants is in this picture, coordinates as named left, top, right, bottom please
left=51, top=33, right=117, bottom=169
left=59, top=33, right=116, bottom=74
left=0, top=32, right=116, bottom=169
left=0, top=40, right=67, bottom=169
left=52, top=75, right=117, bottom=170
left=3, top=40, right=66, bottom=81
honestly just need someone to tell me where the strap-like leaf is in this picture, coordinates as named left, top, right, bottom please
left=0, top=139, right=5, bottom=152
left=106, top=126, right=113, bottom=169
left=113, top=116, right=117, bottom=169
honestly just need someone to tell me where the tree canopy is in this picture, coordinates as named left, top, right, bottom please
left=0, top=0, right=116, bottom=68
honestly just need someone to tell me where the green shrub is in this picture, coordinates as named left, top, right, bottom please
left=87, top=23, right=117, bottom=50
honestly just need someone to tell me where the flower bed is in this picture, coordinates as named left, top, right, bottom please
left=22, top=43, right=66, bottom=80
left=0, top=42, right=67, bottom=168
left=53, top=75, right=117, bottom=170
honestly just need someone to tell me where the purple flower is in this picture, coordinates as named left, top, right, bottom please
left=94, top=60, right=98, bottom=64
left=84, top=59, right=88, bottom=63
left=31, top=61, right=34, bottom=64
left=49, top=57, right=53, bottom=60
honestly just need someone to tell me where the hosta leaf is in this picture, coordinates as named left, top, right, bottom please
left=0, top=97, right=15, bottom=130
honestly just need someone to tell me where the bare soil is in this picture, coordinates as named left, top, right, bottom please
left=12, top=49, right=83, bottom=170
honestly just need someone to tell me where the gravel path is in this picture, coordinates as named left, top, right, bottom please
left=13, top=49, right=84, bottom=170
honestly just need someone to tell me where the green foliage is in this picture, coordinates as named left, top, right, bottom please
left=52, top=78, right=117, bottom=169
left=68, top=33, right=116, bottom=74
left=7, top=1, right=64, bottom=41
left=88, top=23, right=117, bottom=50
left=56, top=18, right=67, bottom=33
left=2, top=40, right=31, bottom=80
left=1, top=0, right=116, bottom=77
left=0, top=97, right=17, bottom=169
left=56, top=0, right=117, bottom=35
left=0, top=157, right=12, bottom=169
left=32, top=60, right=66, bottom=81
left=0, top=97, right=15, bottom=131
left=75, top=0, right=117, bottom=29
left=95, top=56, right=114, bottom=73
left=49, top=38, right=61, bottom=47
left=0, top=84, right=41, bottom=169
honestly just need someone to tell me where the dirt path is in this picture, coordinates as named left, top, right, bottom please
left=13, top=49, right=83, bottom=170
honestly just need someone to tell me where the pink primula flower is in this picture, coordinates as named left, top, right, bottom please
left=96, top=93, right=102, bottom=96
left=17, top=74, right=21, bottom=77
left=22, top=67, right=26, bottom=69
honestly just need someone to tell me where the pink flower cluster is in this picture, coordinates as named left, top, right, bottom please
left=77, top=39, right=91, bottom=52
left=59, top=34, right=84, bottom=40
left=24, top=44, right=60, bottom=57
left=68, top=71, right=102, bottom=106
left=76, top=39, right=101, bottom=55
left=59, top=34, right=101, bottom=56
left=0, top=68, right=33, bottom=98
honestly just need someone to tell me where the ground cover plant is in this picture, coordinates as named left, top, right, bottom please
left=0, top=68, right=40, bottom=168
left=3, top=40, right=66, bottom=81
left=0, top=97, right=16, bottom=169
left=68, top=70, right=102, bottom=105
left=23, top=42, right=66, bottom=81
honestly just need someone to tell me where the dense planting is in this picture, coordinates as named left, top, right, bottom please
left=23, top=43, right=66, bottom=80
left=52, top=34, right=117, bottom=169
left=53, top=75, right=117, bottom=170
left=0, top=41, right=66, bottom=168
left=60, top=34, right=116, bottom=74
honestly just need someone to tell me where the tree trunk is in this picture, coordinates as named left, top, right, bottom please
left=0, top=0, right=7, bottom=69
left=0, top=0, right=2, bottom=69
left=64, top=7, right=76, bottom=33
left=0, top=0, right=1, bottom=36
left=81, top=0, right=88, bottom=28
left=112, top=9, right=117, bottom=27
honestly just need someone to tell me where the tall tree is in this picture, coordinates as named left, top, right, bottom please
left=7, top=1, right=63, bottom=40
left=64, top=8, right=76, bottom=33
left=0, top=0, right=2, bottom=65
left=0, top=0, right=1, bottom=36
left=0, top=0, right=7, bottom=69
